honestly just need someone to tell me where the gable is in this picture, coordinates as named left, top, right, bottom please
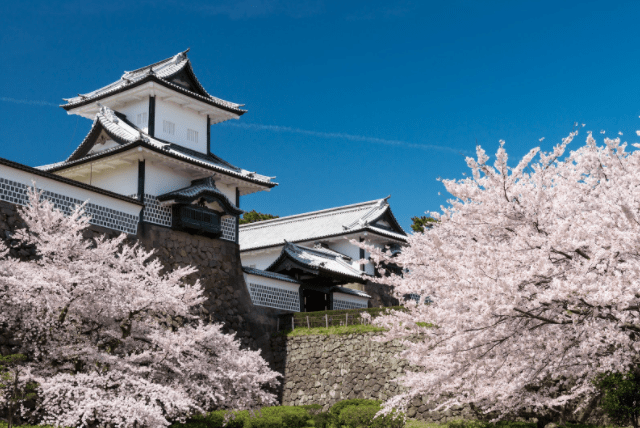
left=370, top=209, right=405, bottom=235
left=87, top=133, right=121, bottom=156
left=166, top=69, right=197, bottom=93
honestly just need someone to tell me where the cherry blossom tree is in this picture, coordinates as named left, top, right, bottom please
left=363, top=132, right=640, bottom=423
left=0, top=189, right=279, bottom=427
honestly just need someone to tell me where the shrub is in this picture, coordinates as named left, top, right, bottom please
left=337, top=404, right=404, bottom=428
left=246, top=406, right=311, bottom=428
left=300, top=403, right=323, bottom=414
left=309, top=411, right=331, bottom=428
left=329, top=398, right=382, bottom=420
left=595, top=371, right=640, bottom=428
left=171, top=410, right=248, bottom=428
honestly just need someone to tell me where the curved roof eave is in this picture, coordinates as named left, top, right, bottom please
left=240, top=226, right=407, bottom=253
left=45, top=140, right=278, bottom=189
left=61, top=74, right=247, bottom=116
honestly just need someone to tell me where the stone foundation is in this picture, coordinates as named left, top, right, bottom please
left=270, top=331, right=473, bottom=422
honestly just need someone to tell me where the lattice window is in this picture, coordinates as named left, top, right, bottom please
left=130, top=194, right=172, bottom=227
left=136, top=112, right=147, bottom=127
left=187, top=129, right=198, bottom=143
left=221, top=216, right=236, bottom=242
left=333, top=298, right=368, bottom=310
left=248, top=283, right=300, bottom=312
left=163, top=120, right=175, bottom=135
left=0, top=178, right=138, bottom=235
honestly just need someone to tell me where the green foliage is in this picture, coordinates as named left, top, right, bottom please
left=171, top=410, right=248, bottom=428
left=410, top=216, right=438, bottom=233
left=595, top=370, right=640, bottom=428
left=309, top=411, right=331, bottom=428
left=277, top=324, right=386, bottom=337
left=337, top=404, right=405, bottom=428
left=0, top=354, right=37, bottom=428
left=170, top=407, right=310, bottom=428
left=276, top=306, right=407, bottom=335
left=329, top=399, right=382, bottom=420
left=299, top=404, right=323, bottom=414
left=247, top=406, right=311, bottom=428
left=239, top=210, right=279, bottom=225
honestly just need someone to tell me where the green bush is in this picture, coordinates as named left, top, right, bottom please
left=337, top=404, right=404, bottom=428
left=246, top=406, right=311, bottom=428
left=171, top=410, right=248, bottom=428
left=329, top=398, right=382, bottom=420
left=300, top=403, right=323, bottom=415
left=309, top=411, right=332, bottom=428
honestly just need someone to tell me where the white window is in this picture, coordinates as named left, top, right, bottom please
left=187, top=129, right=199, bottom=143
left=136, top=112, right=147, bottom=126
left=163, top=120, right=175, bottom=135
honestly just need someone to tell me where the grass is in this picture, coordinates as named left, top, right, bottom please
left=406, top=420, right=447, bottom=428
left=275, top=323, right=387, bottom=337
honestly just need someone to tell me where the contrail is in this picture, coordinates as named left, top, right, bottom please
left=0, top=97, right=59, bottom=107
left=224, top=122, right=470, bottom=155
left=1, top=97, right=469, bottom=155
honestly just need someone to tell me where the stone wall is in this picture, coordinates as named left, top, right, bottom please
left=270, top=331, right=473, bottom=422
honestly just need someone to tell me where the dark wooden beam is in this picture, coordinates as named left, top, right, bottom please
left=359, top=237, right=365, bottom=272
left=137, top=160, right=145, bottom=207
left=235, top=187, right=240, bottom=243
left=148, top=96, right=156, bottom=137
left=207, top=115, right=211, bottom=154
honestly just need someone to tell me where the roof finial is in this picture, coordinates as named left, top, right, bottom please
left=97, top=103, right=118, bottom=124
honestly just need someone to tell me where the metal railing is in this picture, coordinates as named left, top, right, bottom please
left=276, top=306, right=406, bottom=332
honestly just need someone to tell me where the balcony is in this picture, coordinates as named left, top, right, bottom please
left=172, top=204, right=221, bottom=237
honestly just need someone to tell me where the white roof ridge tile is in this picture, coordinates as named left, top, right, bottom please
left=239, top=198, right=388, bottom=230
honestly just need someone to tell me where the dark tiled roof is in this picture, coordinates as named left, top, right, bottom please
left=267, top=241, right=366, bottom=282
left=62, top=50, right=246, bottom=116
left=39, top=106, right=277, bottom=189
left=157, top=177, right=243, bottom=215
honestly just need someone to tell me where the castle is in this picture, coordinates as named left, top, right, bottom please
left=1, top=50, right=406, bottom=320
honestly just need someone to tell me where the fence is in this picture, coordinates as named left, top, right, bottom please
left=276, top=306, right=406, bottom=332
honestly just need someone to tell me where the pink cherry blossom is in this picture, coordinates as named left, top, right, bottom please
left=0, top=189, right=279, bottom=427
left=359, top=132, right=640, bottom=420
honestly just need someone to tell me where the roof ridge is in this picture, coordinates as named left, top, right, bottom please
left=239, top=198, right=389, bottom=229
left=123, top=49, right=190, bottom=76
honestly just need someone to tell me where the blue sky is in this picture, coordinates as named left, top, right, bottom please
left=2, top=0, right=640, bottom=232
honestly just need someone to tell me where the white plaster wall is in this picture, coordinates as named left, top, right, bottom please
left=144, top=162, right=192, bottom=196
left=216, top=181, right=237, bottom=203
left=72, top=163, right=138, bottom=196
left=241, top=247, right=282, bottom=269
left=0, top=164, right=141, bottom=218
left=155, top=99, right=207, bottom=153
left=119, top=99, right=150, bottom=133
left=328, top=239, right=376, bottom=275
